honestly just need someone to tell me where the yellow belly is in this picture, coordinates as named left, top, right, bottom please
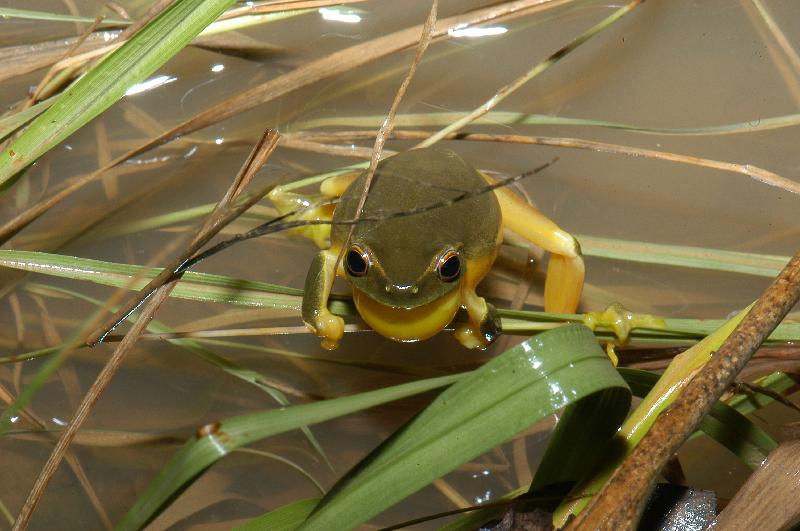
left=351, top=287, right=462, bottom=342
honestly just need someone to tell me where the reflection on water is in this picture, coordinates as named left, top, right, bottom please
left=1, top=0, right=799, bottom=528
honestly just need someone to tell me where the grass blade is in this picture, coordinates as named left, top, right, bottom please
left=0, top=250, right=307, bottom=310
left=115, top=373, right=462, bottom=530
left=234, top=498, right=320, bottom=531
left=0, top=98, right=55, bottom=142
left=298, top=325, right=629, bottom=530
left=0, top=7, right=129, bottom=25
left=0, top=0, right=237, bottom=188
left=577, top=234, right=788, bottom=278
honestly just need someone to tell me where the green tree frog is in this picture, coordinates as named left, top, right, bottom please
left=269, top=147, right=584, bottom=349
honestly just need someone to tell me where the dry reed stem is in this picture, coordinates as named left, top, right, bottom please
left=335, top=0, right=438, bottom=277
left=26, top=16, right=105, bottom=107
left=0, top=0, right=568, bottom=246
left=568, top=250, right=800, bottom=530
left=85, top=129, right=280, bottom=345
left=0, top=379, right=113, bottom=529
left=712, top=440, right=800, bottom=530
left=293, top=129, right=800, bottom=196
left=12, top=129, right=282, bottom=530
left=11, top=286, right=173, bottom=531
left=118, top=0, right=572, bottom=159
left=218, top=0, right=369, bottom=20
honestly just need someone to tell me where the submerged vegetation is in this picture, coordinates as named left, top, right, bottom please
left=0, top=1, right=799, bottom=530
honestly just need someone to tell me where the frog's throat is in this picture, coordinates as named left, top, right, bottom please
left=351, top=286, right=461, bottom=342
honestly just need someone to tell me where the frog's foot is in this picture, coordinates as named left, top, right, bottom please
left=305, top=310, right=344, bottom=351
left=583, top=302, right=666, bottom=343
left=455, top=298, right=500, bottom=349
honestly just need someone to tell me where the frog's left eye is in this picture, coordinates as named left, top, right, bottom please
left=346, top=243, right=370, bottom=277
left=437, top=249, right=461, bottom=282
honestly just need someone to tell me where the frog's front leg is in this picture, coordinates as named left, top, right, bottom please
left=454, top=288, right=500, bottom=349
left=490, top=181, right=585, bottom=313
left=302, top=248, right=344, bottom=350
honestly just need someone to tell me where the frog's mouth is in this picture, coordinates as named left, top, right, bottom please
left=351, top=287, right=461, bottom=342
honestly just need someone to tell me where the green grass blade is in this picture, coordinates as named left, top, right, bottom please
left=621, top=369, right=777, bottom=468
left=296, top=110, right=800, bottom=137
left=0, top=250, right=306, bottom=309
left=234, top=498, right=320, bottom=531
left=577, top=234, right=788, bottom=278
left=0, top=98, right=56, bottom=142
left=24, top=282, right=332, bottom=469
left=298, top=326, right=628, bottom=530
left=0, top=0, right=237, bottom=189
left=726, top=372, right=800, bottom=415
left=0, top=7, right=129, bottom=24
left=115, top=373, right=463, bottom=530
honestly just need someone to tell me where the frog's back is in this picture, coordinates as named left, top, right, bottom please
left=331, top=148, right=501, bottom=262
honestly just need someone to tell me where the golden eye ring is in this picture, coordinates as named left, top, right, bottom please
left=437, top=249, right=461, bottom=282
left=345, top=243, right=370, bottom=277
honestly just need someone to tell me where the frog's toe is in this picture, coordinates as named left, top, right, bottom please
left=306, top=311, right=344, bottom=350
left=455, top=305, right=500, bottom=349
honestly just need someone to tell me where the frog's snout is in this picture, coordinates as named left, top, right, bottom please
left=384, top=283, right=419, bottom=295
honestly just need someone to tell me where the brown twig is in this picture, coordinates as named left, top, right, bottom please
left=567, top=250, right=800, bottom=530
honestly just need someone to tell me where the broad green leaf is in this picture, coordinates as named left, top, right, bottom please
left=298, top=326, right=628, bottom=530
left=530, top=387, right=630, bottom=495
left=0, top=0, right=237, bottom=188
left=115, top=373, right=463, bottom=530
left=553, top=308, right=749, bottom=525
left=234, top=498, right=320, bottom=531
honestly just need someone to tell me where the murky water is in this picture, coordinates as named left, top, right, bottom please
left=1, top=0, right=799, bottom=529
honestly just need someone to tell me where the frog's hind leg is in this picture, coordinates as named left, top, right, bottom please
left=489, top=178, right=584, bottom=313
left=320, top=172, right=359, bottom=197
left=267, top=171, right=361, bottom=248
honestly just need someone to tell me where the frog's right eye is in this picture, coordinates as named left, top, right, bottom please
left=346, top=243, right=370, bottom=277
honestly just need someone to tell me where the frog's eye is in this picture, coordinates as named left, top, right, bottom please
left=346, top=243, right=370, bottom=277
left=437, top=249, right=461, bottom=282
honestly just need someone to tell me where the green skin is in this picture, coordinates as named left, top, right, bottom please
left=302, top=147, right=503, bottom=344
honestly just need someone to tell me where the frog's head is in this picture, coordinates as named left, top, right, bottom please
left=343, top=235, right=464, bottom=342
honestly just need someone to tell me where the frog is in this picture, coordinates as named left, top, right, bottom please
left=269, top=147, right=584, bottom=350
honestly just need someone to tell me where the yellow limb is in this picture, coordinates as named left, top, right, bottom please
left=454, top=288, right=499, bottom=349
left=302, top=249, right=344, bottom=350
left=320, top=172, right=359, bottom=197
left=267, top=187, right=335, bottom=249
left=583, top=302, right=666, bottom=343
left=486, top=174, right=585, bottom=313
